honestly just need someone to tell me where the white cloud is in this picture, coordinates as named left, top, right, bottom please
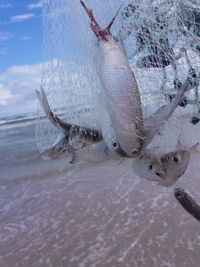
left=28, top=1, right=43, bottom=9
left=21, top=36, right=32, bottom=41
left=0, top=32, right=13, bottom=41
left=0, top=62, right=43, bottom=116
left=0, top=89, right=18, bottom=106
left=0, top=3, right=12, bottom=8
left=10, top=13, right=34, bottom=23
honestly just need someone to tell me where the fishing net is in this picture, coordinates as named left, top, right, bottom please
left=35, top=0, right=200, bottom=155
left=33, top=1, right=200, bottom=264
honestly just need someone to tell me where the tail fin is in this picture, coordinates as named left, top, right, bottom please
left=106, top=2, right=124, bottom=32
left=80, top=0, right=101, bottom=37
left=80, top=0, right=123, bottom=40
left=36, top=87, right=71, bottom=132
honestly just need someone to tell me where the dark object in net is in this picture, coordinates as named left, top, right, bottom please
left=174, top=188, right=200, bottom=222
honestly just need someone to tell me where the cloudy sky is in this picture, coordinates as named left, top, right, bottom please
left=0, top=0, right=43, bottom=117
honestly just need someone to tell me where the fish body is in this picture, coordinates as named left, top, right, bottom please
left=97, top=36, right=144, bottom=157
left=81, top=1, right=144, bottom=157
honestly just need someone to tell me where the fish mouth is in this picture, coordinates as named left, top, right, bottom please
left=155, top=169, right=167, bottom=180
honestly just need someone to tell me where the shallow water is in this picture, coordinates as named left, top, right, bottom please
left=0, top=116, right=200, bottom=267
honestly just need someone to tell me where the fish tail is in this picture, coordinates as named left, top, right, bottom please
left=36, top=87, right=71, bottom=132
left=80, top=1, right=103, bottom=38
left=36, top=87, right=52, bottom=122
left=106, top=2, right=124, bottom=32
left=80, top=1, right=123, bottom=41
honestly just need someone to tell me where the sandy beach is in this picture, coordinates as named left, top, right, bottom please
left=0, top=116, right=200, bottom=267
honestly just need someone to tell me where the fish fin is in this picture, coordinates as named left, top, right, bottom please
left=106, top=2, right=124, bottom=32
left=81, top=1, right=123, bottom=40
left=36, top=87, right=61, bottom=131
left=176, top=134, right=185, bottom=150
left=190, top=142, right=199, bottom=152
left=143, top=77, right=191, bottom=148
left=68, top=151, right=78, bottom=164
left=36, top=87, right=71, bottom=132
left=80, top=1, right=102, bottom=37
left=40, top=147, right=66, bottom=160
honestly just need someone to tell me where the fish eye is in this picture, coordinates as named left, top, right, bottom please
left=156, top=172, right=162, bottom=177
left=131, top=148, right=139, bottom=156
left=173, top=154, right=181, bottom=163
left=173, top=157, right=178, bottom=162
left=112, top=140, right=118, bottom=148
left=148, top=164, right=153, bottom=170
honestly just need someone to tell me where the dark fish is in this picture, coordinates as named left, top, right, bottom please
left=174, top=188, right=200, bottom=223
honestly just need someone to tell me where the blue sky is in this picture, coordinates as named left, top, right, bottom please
left=0, top=0, right=44, bottom=117
left=0, top=0, right=43, bottom=71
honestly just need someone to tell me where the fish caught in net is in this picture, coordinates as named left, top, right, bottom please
left=35, top=0, right=200, bottom=158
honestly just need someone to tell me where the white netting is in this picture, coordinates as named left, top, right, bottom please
left=35, top=0, right=200, bottom=154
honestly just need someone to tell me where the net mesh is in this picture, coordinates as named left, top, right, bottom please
left=35, top=0, right=200, bottom=154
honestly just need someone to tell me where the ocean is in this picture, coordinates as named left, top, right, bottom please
left=1, top=114, right=200, bottom=267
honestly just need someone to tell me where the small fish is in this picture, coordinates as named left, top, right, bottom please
left=174, top=188, right=200, bottom=223
left=132, top=149, right=190, bottom=187
left=36, top=87, right=103, bottom=161
left=36, top=87, right=126, bottom=161
left=81, top=1, right=144, bottom=158
left=36, top=88, right=102, bottom=142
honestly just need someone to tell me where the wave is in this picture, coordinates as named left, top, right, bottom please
left=0, top=103, right=95, bottom=131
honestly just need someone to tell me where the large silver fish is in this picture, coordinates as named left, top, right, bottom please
left=80, top=1, right=144, bottom=158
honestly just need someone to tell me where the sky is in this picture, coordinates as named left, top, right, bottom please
left=0, top=0, right=44, bottom=118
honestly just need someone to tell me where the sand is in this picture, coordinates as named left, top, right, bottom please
left=1, top=152, right=200, bottom=267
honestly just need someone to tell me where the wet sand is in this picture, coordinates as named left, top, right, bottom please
left=1, top=153, right=200, bottom=267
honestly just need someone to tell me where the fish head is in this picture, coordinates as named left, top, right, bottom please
left=112, top=130, right=144, bottom=158
left=160, top=150, right=191, bottom=186
left=111, top=138, right=142, bottom=158
left=132, top=151, right=167, bottom=182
